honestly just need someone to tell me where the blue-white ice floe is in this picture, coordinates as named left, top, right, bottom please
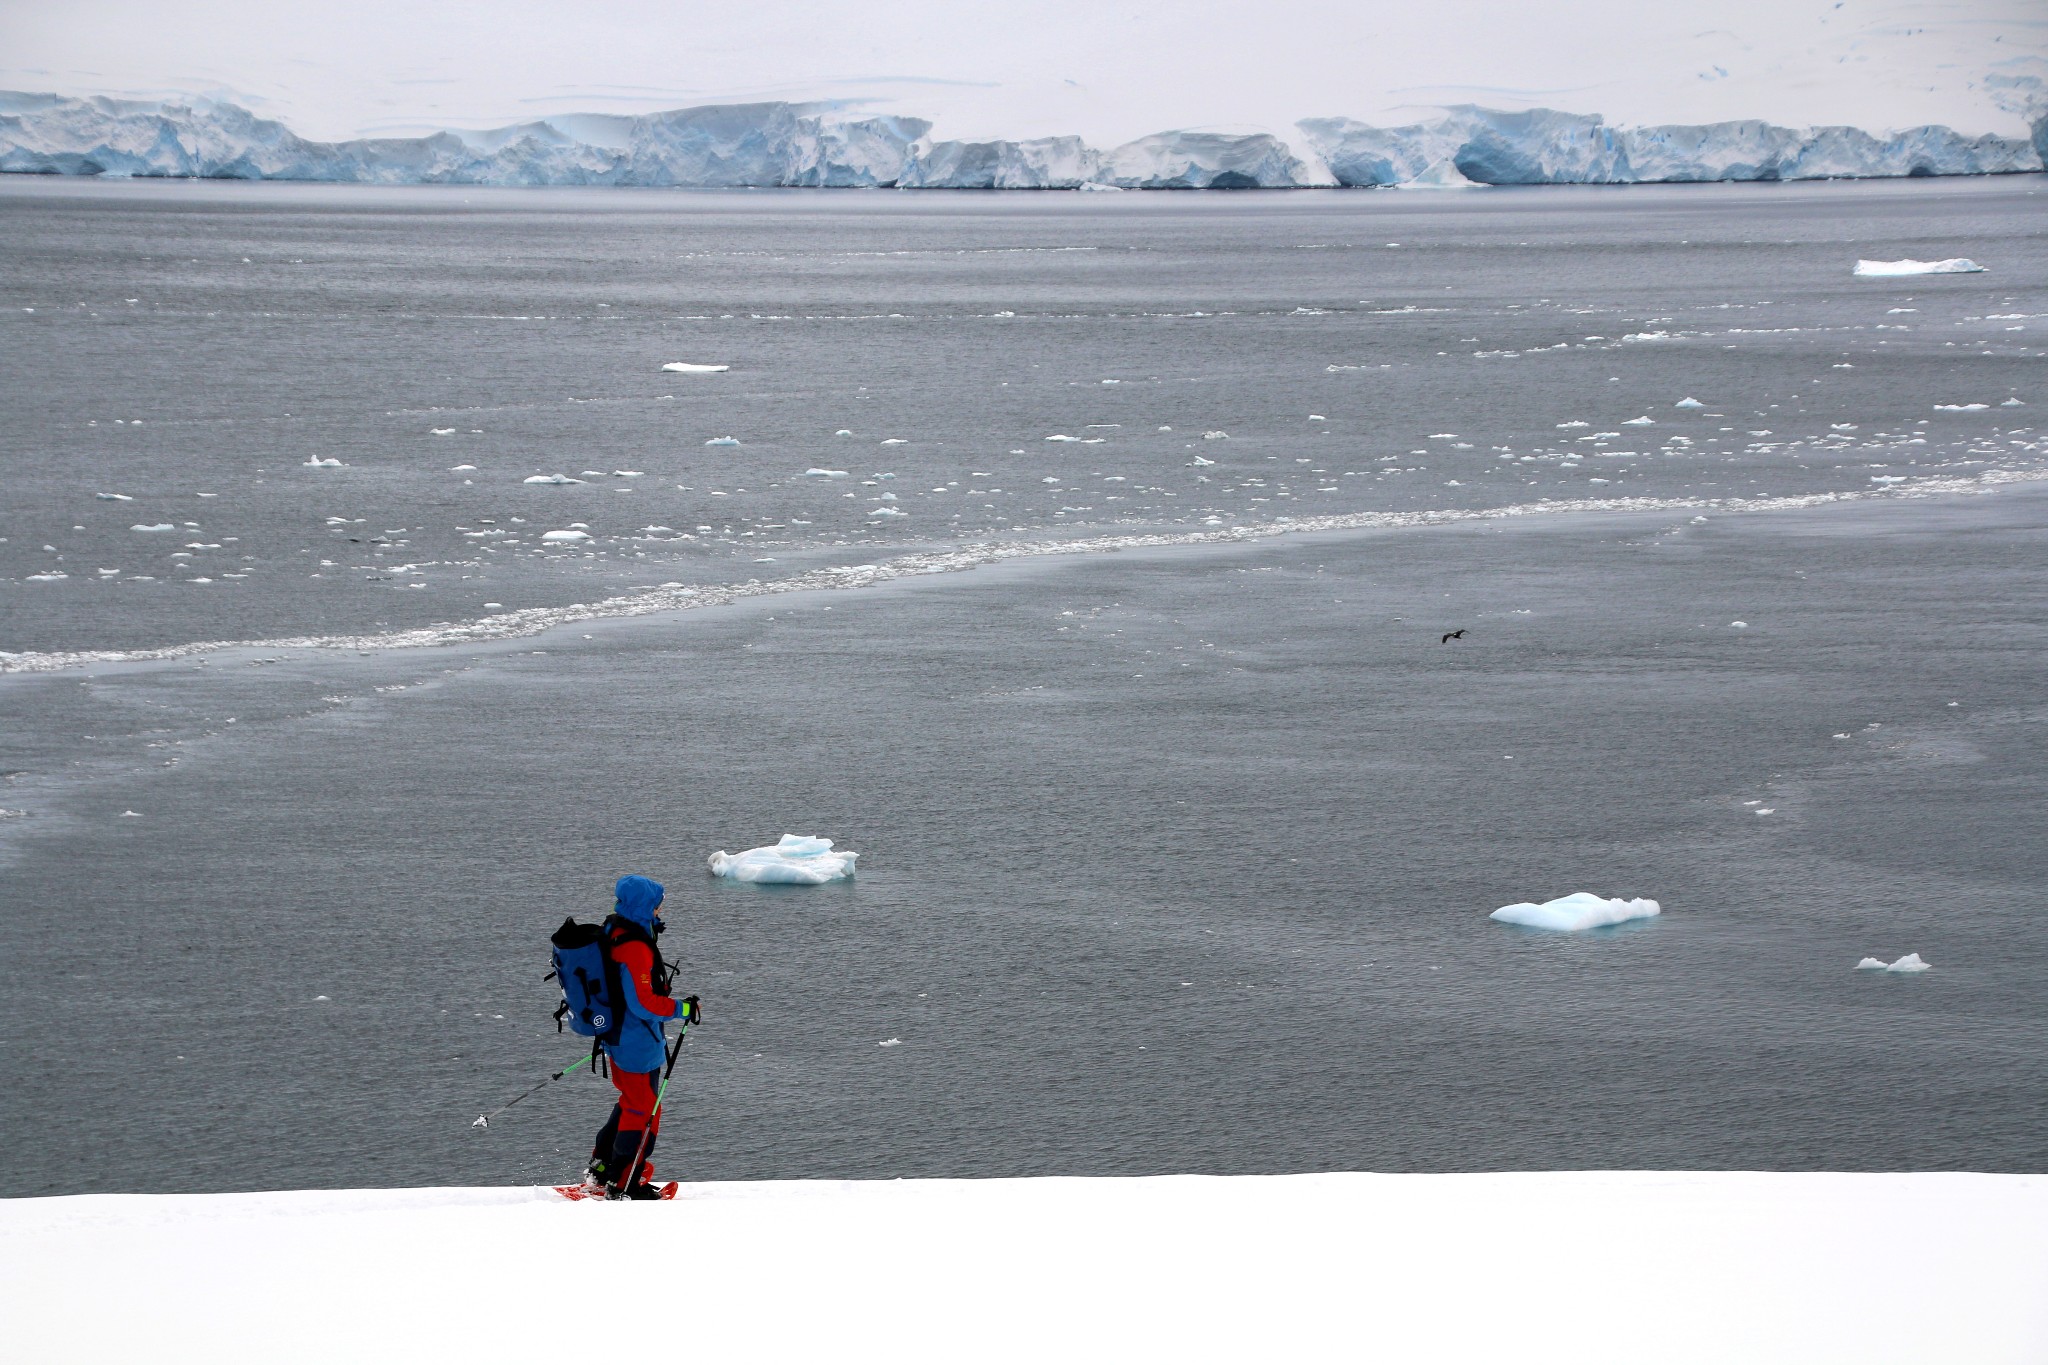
left=1490, top=892, right=1660, bottom=931
left=707, top=834, right=858, bottom=885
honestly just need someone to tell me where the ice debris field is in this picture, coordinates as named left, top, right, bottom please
left=707, top=834, right=858, bottom=884
left=1490, top=892, right=1661, bottom=932
left=3, top=90, right=2044, bottom=188
left=3, top=1172, right=2043, bottom=1363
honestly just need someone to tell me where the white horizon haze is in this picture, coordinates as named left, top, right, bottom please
left=2, top=0, right=2044, bottom=148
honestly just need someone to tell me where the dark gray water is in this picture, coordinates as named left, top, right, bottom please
left=2, top=175, right=2041, bottom=658
left=1, top=176, right=2044, bottom=1195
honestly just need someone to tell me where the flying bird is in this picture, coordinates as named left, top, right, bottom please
left=1441, top=629, right=1466, bottom=643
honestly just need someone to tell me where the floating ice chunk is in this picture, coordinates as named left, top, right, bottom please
left=1623, top=416, right=1656, bottom=426
left=1557, top=421, right=1589, bottom=429
left=704, top=437, right=741, bottom=447
left=1045, top=435, right=1083, bottom=442
left=540, top=530, right=589, bottom=543
left=662, top=362, right=729, bottom=373
left=1932, top=404, right=1988, bottom=412
left=612, top=470, right=643, bottom=477
left=1675, top=397, right=1705, bottom=409
left=1730, top=621, right=1748, bottom=628
left=835, top=429, right=853, bottom=436
left=707, top=834, right=858, bottom=885
left=1203, top=431, right=1229, bottom=440
left=1076, top=181, right=1123, bottom=192
left=430, top=427, right=456, bottom=435
left=1491, top=892, right=1660, bottom=932
left=131, top=523, right=175, bottom=532
left=523, top=474, right=584, bottom=485
left=1190, top=456, right=1214, bottom=466
left=303, top=456, right=344, bottom=468
left=25, top=572, right=67, bottom=582
left=2000, top=397, right=2024, bottom=407
left=804, top=468, right=850, bottom=478
left=1397, top=159, right=1481, bottom=190
left=1852, top=259, right=1985, bottom=277
left=880, top=438, right=908, bottom=445
left=450, top=464, right=477, bottom=472
left=1855, top=957, right=1888, bottom=970
left=95, top=492, right=133, bottom=501
left=878, top=1037, right=902, bottom=1046
left=1859, top=953, right=1931, bottom=972
left=870, top=506, right=908, bottom=518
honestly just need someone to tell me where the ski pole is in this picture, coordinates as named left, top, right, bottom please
left=471, top=1051, right=593, bottom=1129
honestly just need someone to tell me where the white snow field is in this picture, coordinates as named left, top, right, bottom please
left=2, top=1173, right=2043, bottom=1363
left=707, top=833, right=858, bottom=884
left=1491, top=892, right=1661, bottom=931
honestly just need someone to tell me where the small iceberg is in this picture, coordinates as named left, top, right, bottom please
left=1856, top=953, right=1931, bottom=973
left=1397, top=159, right=1481, bottom=190
left=1490, top=892, right=1660, bottom=932
left=804, top=468, right=850, bottom=478
left=95, top=492, right=133, bottom=501
left=1622, top=416, right=1656, bottom=426
left=705, top=436, right=741, bottom=447
left=540, top=529, right=589, bottom=543
left=303, top=456, right=344, bottom=468
left=662, top=362, right=729, bottom=373
left=523, top=474, right=584, bottom=485
left=1852, top=258, right=1985, bottom=277
left=708, top=834, right=858, bottom=885
left=131, top=523, right=175, bottom=532
left=1674, top=397, right=1705, bottom=409
left=1933, top=403, right=1989, bottom=412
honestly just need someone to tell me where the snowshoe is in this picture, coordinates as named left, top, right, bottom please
left=552, top=1179, right=677, bottom=1201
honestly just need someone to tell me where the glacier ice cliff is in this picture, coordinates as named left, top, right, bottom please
left=1297, top=104, right=2042, bottom=186
left=1, top=88, right=2041, bottom=189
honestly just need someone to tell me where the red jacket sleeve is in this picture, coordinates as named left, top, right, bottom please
left=612, top=940, right=676, bottom=1019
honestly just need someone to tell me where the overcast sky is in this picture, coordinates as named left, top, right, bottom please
left=2, top=0, right=2041, bottom=144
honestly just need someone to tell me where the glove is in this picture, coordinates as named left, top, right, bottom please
left=681, top=994, right=702, bottom=1026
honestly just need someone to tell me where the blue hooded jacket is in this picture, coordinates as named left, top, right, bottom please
left=604, top=875, right=677, bottom=1073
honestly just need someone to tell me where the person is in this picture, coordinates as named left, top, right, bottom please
left=584, top=874, right=690, bottom=1199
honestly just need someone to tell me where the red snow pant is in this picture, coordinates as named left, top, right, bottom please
left=592, top=1067, right=662, bottom=1186
left=610, top=1067, right=663, bottom=1140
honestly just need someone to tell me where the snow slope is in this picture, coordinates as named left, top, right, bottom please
left=2, top=88, right=2041, bottom=188
left=3, top=1173, right=2044, bottom=1362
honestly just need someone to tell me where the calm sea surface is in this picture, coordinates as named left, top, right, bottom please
left=0, top=176, right=2043, bottom=1194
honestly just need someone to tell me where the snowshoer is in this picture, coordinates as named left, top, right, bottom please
left=583, top=873, right=689, bottom=1200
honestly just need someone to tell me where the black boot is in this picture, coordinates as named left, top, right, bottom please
left=602, top=1130, right=656, bottom=1199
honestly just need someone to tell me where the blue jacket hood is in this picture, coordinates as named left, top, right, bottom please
left=613, top=874, right=665, bottom=930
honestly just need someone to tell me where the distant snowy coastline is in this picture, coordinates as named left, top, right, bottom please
left=3, top=89, right=2043, bottom=189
